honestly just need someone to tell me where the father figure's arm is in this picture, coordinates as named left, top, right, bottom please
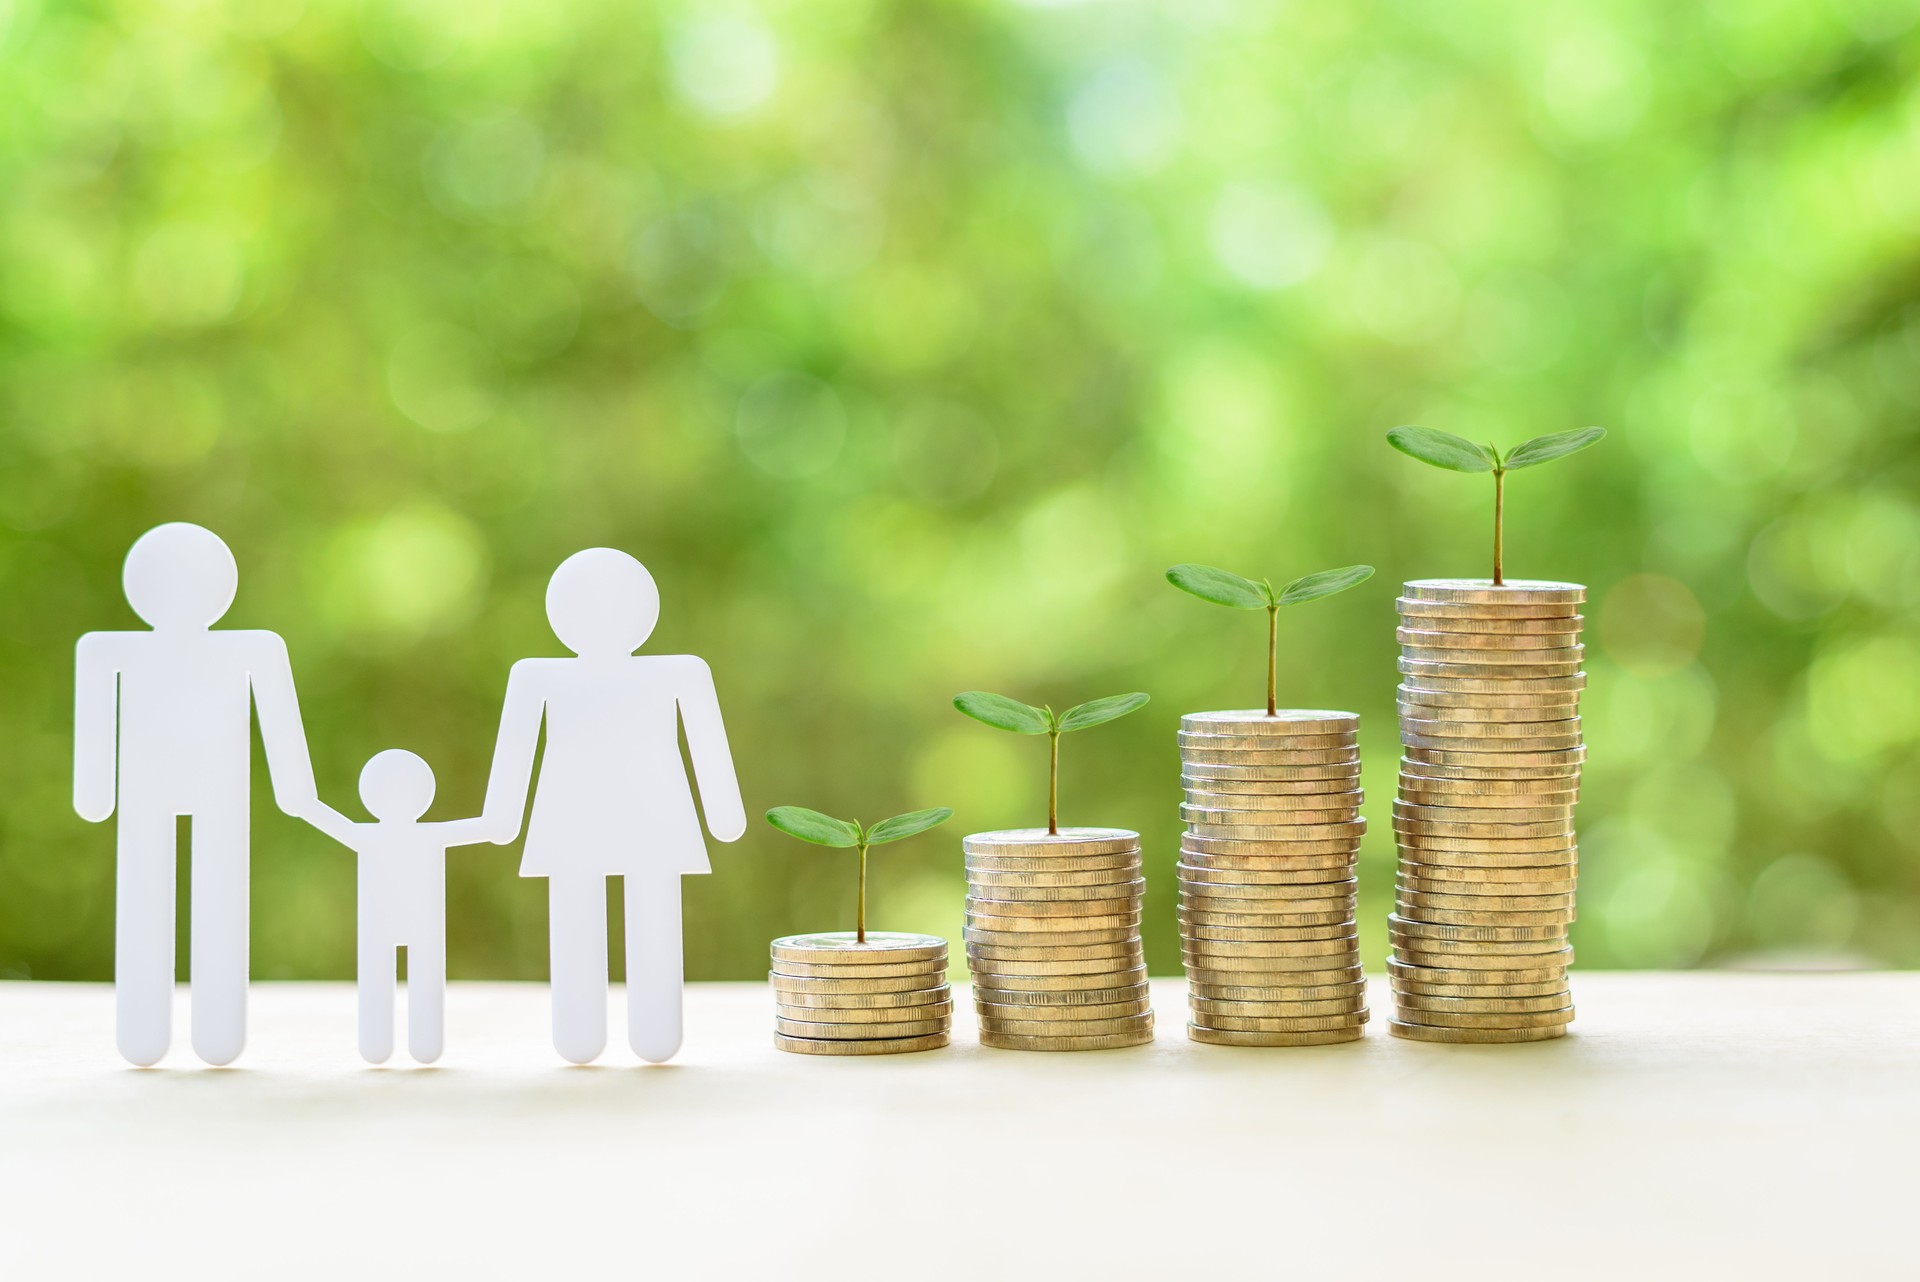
left=245, top=631, right=319, bottom=818
left=676, top=656, right=746, bottom=843
left=73, top=632, right=123, bottom=823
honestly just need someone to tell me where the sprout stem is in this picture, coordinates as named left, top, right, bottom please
left=1048, top=731, right=1060, bottom=836
left=1493, top=466, right=1506, bottom=586
left=1266, top=604, right=1279, bottom=717
left=856, top=840, right=868, bottom=943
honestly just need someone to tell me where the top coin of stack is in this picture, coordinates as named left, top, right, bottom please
left=1177, top=710, right=1369, bottom=1046
left=1388, top=579, right=1584, bottom=1045
left=963, top=828, right=1153, bottom=1051
left=770, top=932, right=953, bottom=1055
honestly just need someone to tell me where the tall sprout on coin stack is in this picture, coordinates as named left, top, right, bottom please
left=951, top=689, right=1156, bottom=1051
left=1381, top=425, right=1606, bottom=1045
left=763, top=804, right=955, bottom=1056
left=1164, top=562, right=1377, bottom=1047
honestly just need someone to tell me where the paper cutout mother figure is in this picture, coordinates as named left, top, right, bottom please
left=479, top=548, right=746, bottom=1064
left=74, top=523, right=319, bottom=1066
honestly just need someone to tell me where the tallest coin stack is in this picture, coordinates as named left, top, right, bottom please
left=1388, top=579, right=1585, bottom=1044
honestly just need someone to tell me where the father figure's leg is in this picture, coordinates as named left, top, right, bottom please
left=625, top=872, right=685, bottom=1063
left=115, top=808, right=176, bottom=1067
left=189, top=805, right=249, bottom=1066
left=548, top=874, right=608, bottom=1064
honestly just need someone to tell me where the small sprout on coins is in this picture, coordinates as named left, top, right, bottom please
left=951, top=690, right=1150, bottom=836
left=1166, top=563, right=1374, bottom=716
left=1385, top=425, right=1607, bottom=585
left=765, top=805, right=953, bottom=943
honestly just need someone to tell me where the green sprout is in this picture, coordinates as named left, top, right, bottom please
left=951, top=690, right=1149, bottom=836
left=1385, top=426, right=1607, bottom=586
left=1165, top=563, right=1375, bottom=717
left=764, top=805, right=953, bottom=943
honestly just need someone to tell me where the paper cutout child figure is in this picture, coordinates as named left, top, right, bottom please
left=304, top=749, right=494, bottom=1065
left=74, top=523, right=321, bottom=1067
left=479, top=548, right=746, bottom=1065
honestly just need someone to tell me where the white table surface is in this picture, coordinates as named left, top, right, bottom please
left=1, top=974, right=1914, bottom=1279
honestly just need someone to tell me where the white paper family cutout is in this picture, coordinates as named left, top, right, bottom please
left=75, top=525, right=746, bottom=1068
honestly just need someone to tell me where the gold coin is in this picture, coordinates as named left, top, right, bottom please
left=978, top=1028, right=1154, bottom=1052
left=1394, top=1005, right=1573, bottom=1030
left=1182, top=909, right=1356, bottom=932
left=1181, top=763, right=1362, bottom=782
left=1187, top=967, right=1364, bottom=991
left=770, top=932, right=947, bottom=966
left=1179, top=730, right=1356, bottom=752
left=1399, top=875, right=1577, bottom=899
left=1183, top=779, right=1365, bottom=800
left=964, top=940, right=1139, bottom=962
left=1179, top=870, right=1358, bottom=895
left=1389, top=913, right=1570, bottom=941
left=770, top=958, right=950, bottom=980
left=1400, top=643, right=1586, bottom=666
left=1190, top=995, right=1369, bottom=1018
left=776, top=999, right=956, bottom=1025
left=1181, top=709, right=1360, bottom=734
left=1180, top=889, right=1358, bottom=912
left=1182, top=788, right=1365, bottom=812
left=1401, top=713, right=1582, bottom=739
left=1393, top=817, right=1574, bottom=841
left=1396, top=597, right=1580, bottom=621
left=1395, top=766, right=1582, bottom=791
left=1397, top=683, right=1586, bottom=709
left=775, top=1015, right=949, bottom=1040
left=964, top=924, right=1140, bottom=947
left=964, top=852, right=1141, bottom=874
left=963, top=908, right=1140, bottom=932
left=1389, top=931, right=1571, bottom=955
left=1398, top=702, right=1582, bottom=727
left=1396, top=627, right=1582, bottom=651
left=1387, top=974, right=1570, bottom=1000
left=775, top=986, right=951, bottom=1010
left=1187, top=820, right=1367, bottom=843
left=775, top=1031, right=949, bottom=1055
left=1396, top=610, right=1585, bottom=634
left=771, top=972, right=950, bottom=995
left=1387, top=1021, right=1566, bottom=1044
left=1396, top=887, right=1577, bottom=912
left=1388, top=949, right=1571, bottom=977
left=1402, top=730, right=1584, bottom=754
left=1191, top=1010, right=1369, bottom=1033
left=1401, top=578, right=1585, bottom=604
left=1393, top=990, right=1570, bottom=1014
left=1179, top=747, right=1362, bottom=767
left=971, top=980, right=1150, bottom=1005
left=1400, top=657, right=1584, bottom=681
left=1183, top=938, right=1358, bottom=960
left=1397, top=672, right=1588, bottom=695
left=1394, top=800, right=1577, bottom=826
left=1181, top=834, right=1362, bottom=859
left=1399, top=859, right=1577, bottom=883
left=1178, top=863, right=1358, bottom=886
left=1397, top=788, right=1580, bottom=812
left=963, top=954, right=1141, bottom=978
left=1393, top=900, right=1575, bottom=927
left=1187, top=1024, right=1365, bottom=1047
left=1183, top=921, right=1357, bottom=942
left=1401, top=757, right=1583, bottom=782
left=965, top=878, right=1147, bottom=904
left=1181, top=804, right=1364, bottom=828
left=962, top=828, right=1140, bottom=856
left=975, top=997, right=1151, bottom=1022
left=970, top=966, right=1149, bottom=992
left=976, top=1012, right=1155, bottom=1037
left=1188, top=978, right=1367, bottom=1002
left=1393, top=835, right=1578, bottom=861
left=965, top=866, right=1140, bottom=890
left=1182, top=950, right=1362, bottom=974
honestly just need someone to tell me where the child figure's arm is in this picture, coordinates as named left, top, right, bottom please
left=429, top=817, right=497, bottom=848
left=304, top=799, right=362, bottom=849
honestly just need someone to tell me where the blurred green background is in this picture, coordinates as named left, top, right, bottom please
left=4, top=0, right=1918, bottom=983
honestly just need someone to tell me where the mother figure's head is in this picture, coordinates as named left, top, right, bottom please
left=545, top=548, right=660, bottom=657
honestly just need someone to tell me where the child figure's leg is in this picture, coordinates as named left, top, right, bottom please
left=358, top=932, right=395, bottom=1065
left=406, top=934, right=445, bottom=1064
left=625, top=872, right=685, bottom=1064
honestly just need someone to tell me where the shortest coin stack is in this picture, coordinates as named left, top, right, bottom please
left=770, top=932, right=952, bottom=1055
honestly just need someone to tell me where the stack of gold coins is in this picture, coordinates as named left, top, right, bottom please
left=963, top=828, right=1153, bottom=1051
left=1389, top=578, right=1584, bottom=1044
left=770, top=932, right=952, bottom=1055
left=1177, top=710, right=1369, bottom=1046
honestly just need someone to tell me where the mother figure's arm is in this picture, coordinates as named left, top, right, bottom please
left=677, top=656, right=746, bottom=843
left=478, top=662, right=545, bottom=845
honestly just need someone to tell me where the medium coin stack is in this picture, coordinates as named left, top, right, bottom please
left=963, top=828, right=1153, bottom=1051
left=1178, top=710, right=1369, bottom=1047
left=770, top=932, right=953, bottom=1055
left=1389, top=578, right=1584, bottom=1044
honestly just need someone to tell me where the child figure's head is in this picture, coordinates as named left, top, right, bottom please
left=359, top=749, right=435, bottom=821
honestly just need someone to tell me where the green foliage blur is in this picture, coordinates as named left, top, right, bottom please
left=3, top=0, right=1917, bottom=982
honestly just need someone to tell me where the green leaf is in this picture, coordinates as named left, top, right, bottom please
left=1275, top=564, right=1375, bottom=606
left=1386, top=426, right=1496, bottom=473
left=1502, top=426, right=1607, bottom=471
left=865, top=807, right=954, bottom=846
left=953, top=690, right=1052, bottom=734
left=764, top=806, right=860, bottom=848
left=1056, top=691, right=1151, bottom=733
left=1165, top=563, right=1269, bottom=609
